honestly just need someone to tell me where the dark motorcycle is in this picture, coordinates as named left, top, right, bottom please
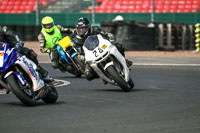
left=53, top=36, right=86, bottom=77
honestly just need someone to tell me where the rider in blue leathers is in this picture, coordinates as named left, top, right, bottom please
left=0, top=25, right=53, bottom=89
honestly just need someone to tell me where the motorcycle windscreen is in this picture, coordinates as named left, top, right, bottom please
left=84, top=35, right=99, bottom=51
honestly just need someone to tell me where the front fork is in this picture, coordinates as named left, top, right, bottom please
left=0, top=66, right=28, bottom=91
left=65, top=52, right=82, bottom=75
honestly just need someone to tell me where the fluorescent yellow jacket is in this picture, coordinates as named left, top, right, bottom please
left=41, top=26, right=62, bottom=48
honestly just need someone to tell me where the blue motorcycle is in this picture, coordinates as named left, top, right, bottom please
left=51, top=36, right=86, bottom=77
left=0, top=42, right=58, bottom=106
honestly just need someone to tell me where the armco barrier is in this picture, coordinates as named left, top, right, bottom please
left=4, top=21, right=195, bottom=51
left=101, top=21, right=195, bottom=51
left=0, top=13, right=200, bottom=26
left=102, top=21, right=156, bottom=50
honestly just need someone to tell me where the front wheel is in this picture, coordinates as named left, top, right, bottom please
left=6, top=74, right=37, bottom=106
left=74, top=55, right=86, bottom=76
left=106, top=66, right=133, bottom=92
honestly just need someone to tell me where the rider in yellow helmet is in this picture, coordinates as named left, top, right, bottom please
left=38, top=16, right=72, bottom=72
left=41, top=16, right=55, bottom=33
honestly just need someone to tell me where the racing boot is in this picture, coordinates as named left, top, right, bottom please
left=126, top=59, right=133, bottom=68
left=51, top=61, right=59, bottom=69
left=37, top=65, right=54, bottom=82
left=43, top=74, right=54, bottom=83
left=85, top=64, right=95, bottom=81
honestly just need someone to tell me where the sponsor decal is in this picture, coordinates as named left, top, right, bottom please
left=22, top=58, right=40, bottom=81
left=16, top=73, right=26, bottom=86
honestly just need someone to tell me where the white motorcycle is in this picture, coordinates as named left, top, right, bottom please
left=83, top=34, right=134, bottom=92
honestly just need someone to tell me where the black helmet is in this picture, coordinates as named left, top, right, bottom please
left=75, top=17, right=90, bottom=37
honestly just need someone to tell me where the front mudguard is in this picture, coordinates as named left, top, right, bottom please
left=104, top=61, right=114, bottom=70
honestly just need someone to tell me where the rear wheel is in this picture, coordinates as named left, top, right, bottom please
left=128, top=78, right=134, bottom=89
left=106, top=66, right=133, bottom=92
left=6, top=74, right=37, bottom=106
left=42, top=85, right=58, bottom=103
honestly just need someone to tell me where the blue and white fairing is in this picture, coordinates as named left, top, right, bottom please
left=0, top=43, right=18, bottom=74
left=0, top=42, right=45, bottom=91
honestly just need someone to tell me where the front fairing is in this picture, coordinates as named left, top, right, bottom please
left=83, top=35, right=130, bottom=83
left=0, top=43, right=20, bottom=74
left=83, top=35, right=111, bottom=63
left=15, top=56, right=45, bottom=91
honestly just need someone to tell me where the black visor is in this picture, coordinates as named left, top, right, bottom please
left=77, top=26, right=89, bottom=36
left=43, top=22, right=54, bottom=29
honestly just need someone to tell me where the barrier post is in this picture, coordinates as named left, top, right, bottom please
left=166, top=23, right=174, bottom=50
left=195, top=23, right=200, bottom=52
left=181, top=24, right=187, bottom=50
left=158, top=24, right=164, bottom=49
left=188, top=25, right=194, bottom=50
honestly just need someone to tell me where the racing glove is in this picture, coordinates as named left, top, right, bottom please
left=40, top=48, right=51, bottom=53
left=15, top=41, right=24, bottom=49
left=107, top=33, right=115, bottom=42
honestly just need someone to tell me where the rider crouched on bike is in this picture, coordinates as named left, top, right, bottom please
left=38, top=16, right=72, bottom=72
left=0, top=25, right=54, bottom=83
left=70, top=17, right=133, bottom=81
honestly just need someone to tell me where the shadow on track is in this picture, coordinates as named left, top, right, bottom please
left=94, top=88, right=143, bottom=92
left=1, top=101, right=67, bottom=107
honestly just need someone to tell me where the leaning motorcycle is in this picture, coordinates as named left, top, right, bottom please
left=0, top=42, right=58, bottom=106
left=55, top=36, right=85, bottom=77
left=83, top=34, right=134, bottom=92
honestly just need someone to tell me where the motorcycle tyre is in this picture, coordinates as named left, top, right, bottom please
left=74, top=55, right=86, bottom=76
left=106, top=65, right=132, bottom=92
left=6, top=74, right=37, bottom=106
left=42, top=85, right=58, bottom=104
left=128, top=78, right=134, bottom=89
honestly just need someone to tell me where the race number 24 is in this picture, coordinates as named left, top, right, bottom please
left=93, top=47, right=103, bottom=57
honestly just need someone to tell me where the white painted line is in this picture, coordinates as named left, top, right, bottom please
left=133, top=63, right=200, bottom=67
left=0, top=90, right=6, bottom=95
left=54, top=79, right=71, bottom=87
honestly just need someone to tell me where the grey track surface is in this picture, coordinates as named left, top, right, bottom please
left=0, top=42, right=200, bottom=132
left=0, top=63, right=200, bottom=133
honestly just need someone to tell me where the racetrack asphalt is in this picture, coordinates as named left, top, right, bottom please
left=0, top=42, right=199, bottom=133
